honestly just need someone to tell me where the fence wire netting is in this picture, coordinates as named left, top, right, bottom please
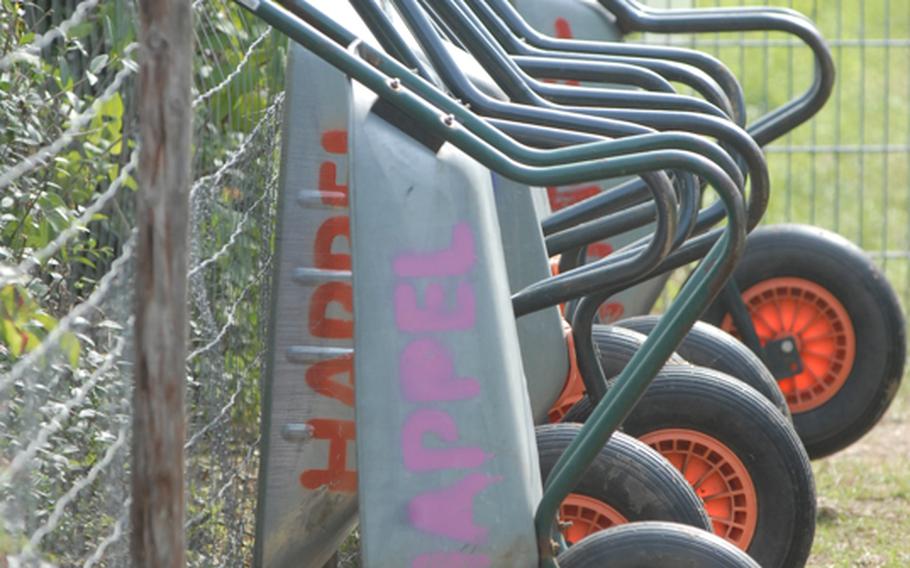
left=1, top=0, right=909, bottom=566
left=1, top=0, right=283, bottom=565
left=646, top=0, right=910, bottom=306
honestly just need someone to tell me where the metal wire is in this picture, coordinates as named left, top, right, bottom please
left=0, top=52, right=138, bottom=191
left=0, top=0, right=108, bottom=71
left=0, top=154, right=139, bottom=288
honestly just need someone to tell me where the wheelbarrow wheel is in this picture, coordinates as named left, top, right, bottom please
left=614, top=316, right=790, bottom=418
left=563, top=367, right=815, bottom=568
left=536, top=424, right=710, bottom=546
left=590, top=325, right=688, bottom=379
left=557, top=522, right=760, bottom=568
left=702, top=224, right=906, bottom=458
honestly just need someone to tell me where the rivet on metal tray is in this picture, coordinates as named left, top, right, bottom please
left=442, top=114, right=456, bottom=127
left=388, top=77, right=402, bottom=91
left=287, top=345, right=354, bottom=364
left=282, top=423, right=315, bottom=443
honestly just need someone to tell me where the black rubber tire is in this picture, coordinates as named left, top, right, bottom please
left=563, top=368, right=816, bottom=568
left=557, top=522, right=761, bottom=568
left=615, top=316, right=791, bottom=418
left=558, top=326, right=685, bottom=424
left=702, top=224, right=906, bottom=458
left=536, top=424, right=710, bottom=532
left=590, top=325, right=687, bottom=380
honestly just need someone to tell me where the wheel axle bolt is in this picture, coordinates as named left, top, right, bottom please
left=782, top=339, right=795, bottom=354
left=558, top=520, right=573, bottom=530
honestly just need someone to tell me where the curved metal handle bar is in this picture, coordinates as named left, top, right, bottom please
left=479, top=56, right=749, bottom=230
left=492, top=117, right=702, bottom=249
left=489, top=119, right=700, bottom=256
left=234, top=6, right=747, bottom=567
left=268, top=0, right=752, bottom=313
left=393, top=0, right=749, bottom=196
left=431, top=0, right=729, bottom=122
left=598, top=0, right=836, bottom=147
left=367, top=0, right=694, bottom=111
left=563, top=222, right=714, bottom=400
left=398, top=0, right=765, bottom=229
left=484, top=52, right=730, bottom=119
left=544, top=174, right=739, bottom=288
left=287, top=0, right=748, bottom=305
left=356, top=0, right=755, bottom=318
left=540, top=160, right=735, bottom=241
left=382, top=0, right=755, bottom=249
left=489, top=117, right=698, bottom=250
left=461, top=0, right=750, bottom=235
left=349, top=0, right=437, bottom=82
left=341, top=0, right=742, bottom=189
left=635, top=3, right=814, bottom=25
left=417, top=0, right=730, bottom=120
left=514, top=53, right=678, bottom=93
left=475, top=0, right=745, bottom=124
left=368, top=0, right=707, bottom=234
left=414, top=0, right=763, bottom=223
left=436, top=0, right=758, bottom=236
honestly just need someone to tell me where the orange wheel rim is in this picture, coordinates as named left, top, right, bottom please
left=548, top=319, right=586, bottom=423
left=721, top=277, right=856, bottom=413
left=640, top=429, right=758, bottom=551
left=559, top=493, right=628, bottom=545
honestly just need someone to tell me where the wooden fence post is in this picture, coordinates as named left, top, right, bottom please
left=131, top=0, right=193, bottom=565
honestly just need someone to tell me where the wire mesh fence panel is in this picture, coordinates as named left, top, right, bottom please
left=1, top=0, right=283, bottom=565
left=1, top=1, right=140, bottom=564
left=641, top=0, right=910, bottom=309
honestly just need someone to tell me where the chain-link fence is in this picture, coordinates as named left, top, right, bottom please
left=1, top=0, right=282, bottom=564
left=651, top=0, right=910, bottom=307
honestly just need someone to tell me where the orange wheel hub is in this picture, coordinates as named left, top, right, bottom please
left=640, top=429, right=758, bottom=551
left=559, top=493, right=628, bottom=545
left=721, top=277, right=856, bottom=413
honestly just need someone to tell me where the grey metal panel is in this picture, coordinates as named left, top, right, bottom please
left=255, top=3, right=372, bottom=565
left=531, top=185, right=553, bottom=221
left=493, top=175, right=568, bottom=423
left=513, top=0, right=623, bottom=43
left=255, top=42, right=357, bottom=567
left=349, top=82, right=540, bottom=567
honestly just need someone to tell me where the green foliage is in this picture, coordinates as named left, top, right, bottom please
left=1, top=0, right=284, bottom=563
left=0, top=284, right=79, bottom=365
left=0, top=0, right=137, bottom=368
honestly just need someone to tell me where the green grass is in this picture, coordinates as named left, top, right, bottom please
left=808, top=379, right=910, bottom=567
